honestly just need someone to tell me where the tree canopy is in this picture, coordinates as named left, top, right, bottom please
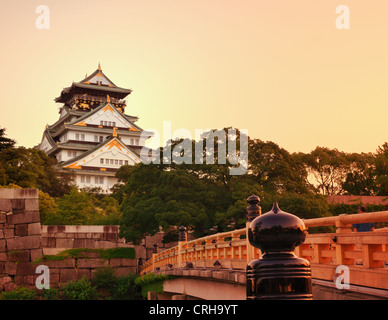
left=1, top=126, right=387, bottom=243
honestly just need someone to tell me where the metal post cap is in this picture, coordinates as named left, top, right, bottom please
left=248, top=202, right=307, bottom=253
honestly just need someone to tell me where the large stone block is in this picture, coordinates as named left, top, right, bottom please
left=42, top=225, right=66, bottom=235
left=0, top=213, right=6, bottom=223
left=22, top=275, right=37, bottom=286
left=0, top=239, right=6, bottom=252
left=25, top=199, right=39, bottom=211
left=4, top=228, right=14, bottom=239
left=44, top=258, right=76, bottom=269
left=73, top=239, right=95, bottom=248
left=121, top=258, right=137, bottom=267
left=0, top=199, right=12, bottom=212
left=0, top=188, right=14, bottom=199
left=95, top=241, right=117, bottom=249
left=42, top=248, right=63, bottom=256
left=0, top=253, right=7, bottom=262
left=4, top=262, right=17, bottom=275
left=6, top=235, right=41, bottom=251
left=105, top=233, right=118, bottom=242
left=109, top=258, right=122, bottom=267
left=11, top=199, right=25, bottom=211
left=77, top=258, right=109, bottom=269
left=103, top=225, right=119, bottom=233
left=28, top=222, right=41, bottom=235
left=56, top=238, right=74, bottom=248
left=7, top=250, right=30, bottom=262
left=16, top=262, right=36, bottom=275
left=41, top=236, right=56, bottom=248
left=134, top=245, right=147, bottom=260
left=15, top=224, right=28, bottom=236
left=0, top=276, right=13, bottom=292
left=60, top=268, right=90, bottom=283
left=30, top=249, right=43, bottom=262
left=13, top=189, right=38, bottom=199
left=7, top=211, right=40, bottom=225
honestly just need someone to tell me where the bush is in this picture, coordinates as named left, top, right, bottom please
left=135, top=273, right=170, bottom=298
left=92, top=267, right=118, bottom=295
left=113, top=273, right=141, bottom=300
left=0, top=286, right=37, bottom=300
left=40, top=288, right=60, bottom=300
left=61, top=276, right=98, bottom=300
left=91, top=267, right=141, bottom=300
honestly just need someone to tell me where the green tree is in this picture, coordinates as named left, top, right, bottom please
left=54, top=187, right=98, bottom=225
left=297, top=147, right=349, bottom=195
left=38, top=190, right=59, bottom=224
left=0, top=141, right=73, bottom=197
left=375, top=143, right=388, bottom=195
left=0, top=127, right=15, bottom=151
left=341, top=152, right=376, bottom=195
left=248, top=139, right=311, bottom=194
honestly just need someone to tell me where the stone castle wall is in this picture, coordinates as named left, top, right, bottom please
left=0, top=189, right=43, bottom=291
left=0, top=189, right=140, bottom=292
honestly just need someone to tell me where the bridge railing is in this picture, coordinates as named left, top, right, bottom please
left=298, top=210, right=388, bottom=290
left=140, top=227, right=253, bottom=274
left=140, top=210, right=388, bottom=291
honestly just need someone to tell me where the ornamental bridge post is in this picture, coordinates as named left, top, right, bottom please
left=246, top=202, right=313, bottom=300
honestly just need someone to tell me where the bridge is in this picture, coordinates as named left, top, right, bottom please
left=140, top=203, right=388, bottom=300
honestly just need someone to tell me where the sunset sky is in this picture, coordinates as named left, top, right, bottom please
left=0, top=0, right=387, bottom=154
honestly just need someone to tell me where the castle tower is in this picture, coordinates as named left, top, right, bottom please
left=38, top=64, right=149, bottom=193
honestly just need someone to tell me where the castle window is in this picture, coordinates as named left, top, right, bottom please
left=124, top=160, right=128, bottom=165
left=94, top=176, right=104, bottom=184
left=81, top=175, right=85, bottom=183
left=94, top=135, right=98, bottom=142
left=119, top=160, right=123, bottom=166
left=81, top=134, right=85, bottom=141
left=76, top=134, right=79, bottom=140
left=100, top=121, right=103, bottom=126
left=100, top=158, right=104, bottom=164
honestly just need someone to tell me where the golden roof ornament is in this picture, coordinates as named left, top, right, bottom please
left=107, top=94, right=111, bottom=103
left=98, top=62, right=101, bottom=71
left=112, top=127, right=117, bottom=137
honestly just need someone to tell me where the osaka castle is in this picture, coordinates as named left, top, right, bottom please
left=38, top=63, right=148, bottom=193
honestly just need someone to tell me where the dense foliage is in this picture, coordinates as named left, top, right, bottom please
left=117, top=129, right=388, bottom=244
left=0, top=270, right=143, bottom=300
left=0, top=126, right=387, bottom=243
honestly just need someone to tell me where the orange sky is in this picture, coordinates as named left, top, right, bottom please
left=0, top=0, right=387, bottom=154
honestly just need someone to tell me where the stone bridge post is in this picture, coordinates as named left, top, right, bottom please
left=246, top=194, right=261, bottom=264
left=152, top=243, right=158, bottom=272
left=177, top=226, right=187, bottom=268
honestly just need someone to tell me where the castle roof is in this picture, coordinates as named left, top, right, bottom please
left=55, top=63, right=132, bottom=103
